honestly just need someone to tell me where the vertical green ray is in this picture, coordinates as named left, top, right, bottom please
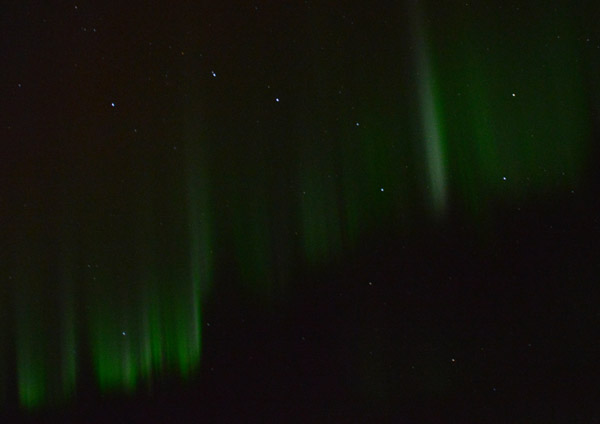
left=186, top=171, right=211, bottom=364
left=12, top=229, right=64, bottom=410
left=58, top=239, right=76, bottom=403
left=425, top=0, right=591, bottom=223
left=140, top=285, right=163, bottom=380
left=14, top=258, right=46, bottom=410
left=87, top=262, right=138, bottom=395
left=183, top=115, right=213, bottom=373
left=137, top=272, right=159, bottom=384
left=134, top=162, right=162, bottom=384
left=138, top=281, right=164, bottom=381
left=137, top=299, right=153, bottom=384
left=412, top=4, right=448, bottom=218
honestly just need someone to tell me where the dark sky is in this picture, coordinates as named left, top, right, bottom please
left=2, top=1, right=600, bottom=422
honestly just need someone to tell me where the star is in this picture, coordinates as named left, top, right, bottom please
left=380, top=188, right=384, bottom=192
left=211, top=71, right=216, bottom=77
left=275, top=97, right=280, bottom=102
left=502, top=176, right=507, bottom=181
left=111, top=102, right=115, bottom=107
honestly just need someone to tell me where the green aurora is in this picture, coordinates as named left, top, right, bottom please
left=1, top=0, right=596, bottom=412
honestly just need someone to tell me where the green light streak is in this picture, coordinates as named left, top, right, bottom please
left=16, top=324, right=46, bottom=410
left=412, top=5, right=448, bottom=218
left=185, top=142, right=211, bottom=372
left=14, top=248, right=47, bottom=410
left=59, top=275, right=76, bottom=402
left=58, top=236, right=77, bottom=403
left=89, top=303, right=136, bottom=394
left=425, top=1, right=591, bottom=220
left=2, top=2, right=594, bottom=413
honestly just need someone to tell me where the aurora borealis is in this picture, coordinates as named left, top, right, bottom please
left=2, top=0, right=600, bottom=421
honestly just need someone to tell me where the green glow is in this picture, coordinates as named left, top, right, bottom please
left=89, top=303, right=135, bottom=394
left=58, top=238, right=77, bottom=403
left=184, top=129, right=212, bottom=370
left=81, top=121, right=214, bottom=398
left=59, top=278, right=77, bottom=401
left=2, top=1, right=594, bottom=413
left=413, top=4, right=448, bottom=218
left=138, top=300, right=154, bottom=382
left=14, top=249, right=47, bottom=410
left=148, top=298, right=164, bottom=373
left=86, top=121, right=213, bottom=394
left=425, top=2, right=590, bottom=220
left=16, top=324, right=46, bottom=410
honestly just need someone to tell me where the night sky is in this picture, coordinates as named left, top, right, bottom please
left=2, top=1, right=600, bottom=422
